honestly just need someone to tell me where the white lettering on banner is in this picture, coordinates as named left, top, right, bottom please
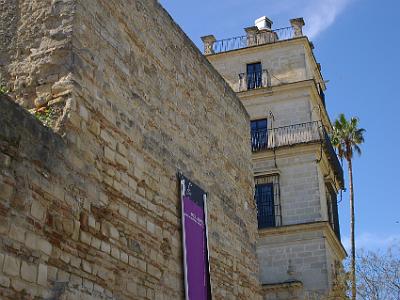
left=184, top=212, right=204, bottom=227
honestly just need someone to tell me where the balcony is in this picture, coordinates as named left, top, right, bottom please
left=251, top=121, right=344, bottom=186
left=210, top=27, right=294, bottom=54
left=239, top=69, right=270, bottom=92
left=202, top=18, right=305, bottom=55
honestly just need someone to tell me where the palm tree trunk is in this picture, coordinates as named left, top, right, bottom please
left=348, top=158, right=356, bottom=299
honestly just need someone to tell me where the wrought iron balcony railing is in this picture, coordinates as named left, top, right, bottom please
left=251, top=121, right=344, bottom=185
left=239, top=69, right=270, bottom=92
left=212, top=27, right=294, bottom=54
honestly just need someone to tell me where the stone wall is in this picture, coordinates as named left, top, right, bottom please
left=257, top=229, right=329, bottom=292
left=0, top=0, right=262, bottom=299
left=0, top=0, right=75, bottom=111
left=242, top=87, right=315, bottom=128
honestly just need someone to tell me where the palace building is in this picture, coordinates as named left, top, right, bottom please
left=202, top=16, right=346, bottom=299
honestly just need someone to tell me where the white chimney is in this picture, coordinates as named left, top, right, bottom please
left=255, top=16, right=273, bottom=30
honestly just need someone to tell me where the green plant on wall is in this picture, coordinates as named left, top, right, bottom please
left=34, top=107, right=56, bottom=127
left=0, top=85, right=9, bottom=95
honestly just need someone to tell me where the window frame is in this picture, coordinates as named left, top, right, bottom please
left=251, top=119, right=268, bottom=152
left=326, top=184, right=341, bottom=240
left=255, top=174, right=281, bottom=229
left=246, top=62, right=263, bottom=90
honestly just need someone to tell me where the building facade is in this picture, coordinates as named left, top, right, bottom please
left=202, top=16, right=347, bottom=299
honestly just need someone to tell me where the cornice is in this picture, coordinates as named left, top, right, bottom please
left=262, top=280, right=303, bottom=291
left=252, top=142, right=321, bottom=161
left=254, top=169, right=280, bottom=177
left=258, top=221, right=347, bottom=259
left=237, top=79, right=314, bottom=99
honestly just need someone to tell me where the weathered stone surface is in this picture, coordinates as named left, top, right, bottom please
left=9, top=224, right=25, bottom=243
left=21, top=261, right=37, bottom=283
left=37, top=264, right=47, bottom=286
left=0, top=0, right=261, bottom=299
left=31, top=200, right=46, bottom=221
left=0, top=182, right=14, bottom=201
left=3, top=255, right=20, bottom=277
left=0, top=274, right=10, bottom=288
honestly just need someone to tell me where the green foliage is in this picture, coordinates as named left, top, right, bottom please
left=34, top=107, right=56, bottom=127
left=331, top=113, right=366, bottom=161
left=0, top=85, right=9, bottom=95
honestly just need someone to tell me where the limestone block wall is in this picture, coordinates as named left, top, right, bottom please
left=0, top=0, right=75, bottom=110
left=242, top=88, right=315, bottom=128
left=324, top=238, right=344, bottom=293
left=207, top=42, right=311, bottom=92
left=257, top=229, right=329, bottom=295
left=0, top=0, right=262, bottom=299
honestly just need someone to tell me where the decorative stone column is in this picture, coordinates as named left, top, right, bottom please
left=290, top=18, right=305, bottom=37
left=245, top=26, right=259, bottom=47
left=201, top=35, right=216, bottom=55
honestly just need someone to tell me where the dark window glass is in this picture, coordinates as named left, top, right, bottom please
left=255, top=183, right=275, bottom=228
left=330, top=190, right=341, bottom=240
left=251, top=119, right=268, bottom=151
left=326, top=185, right=341, bottom=240
left=247, top=63, right=262, bottom=90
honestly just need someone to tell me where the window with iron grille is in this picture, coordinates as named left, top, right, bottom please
left=255, top=175, right=281, bottom=229
left=247, top=62, right=262, bottom=90
left=326, top=184, right=341, bottom=240
left=251, top=119, right=268, bottom=152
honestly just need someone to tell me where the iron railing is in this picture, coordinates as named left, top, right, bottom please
left=213, top=27, right=294, bottom=54
left=252, top=121, right=322, bottom=150
left=239, top=69, right=271, bottom=92
left=251, top=121, right=344, bottom=185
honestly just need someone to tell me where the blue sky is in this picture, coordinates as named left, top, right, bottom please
left=159, top=0, right=400, bottom=251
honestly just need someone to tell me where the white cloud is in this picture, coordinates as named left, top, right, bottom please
left=266, top=0, right=352, bottom=39
left=342, top=232, right=400, bottom=252
left=303, top=0, right=351, bottom=38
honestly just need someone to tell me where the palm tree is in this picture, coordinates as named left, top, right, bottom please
left=331, top=114, right=365, bottom=300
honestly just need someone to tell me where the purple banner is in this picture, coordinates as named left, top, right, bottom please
left=180, top=174, right=211, bottom=300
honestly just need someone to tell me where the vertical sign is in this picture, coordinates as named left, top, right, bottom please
left=179, top=173, right=212, bottom=300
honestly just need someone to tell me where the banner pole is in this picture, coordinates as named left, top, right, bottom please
left=180, top=178, right=190, bottom=300
left=203, top=193, right=212, bottom=299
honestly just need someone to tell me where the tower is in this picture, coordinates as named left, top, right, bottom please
left=202, top=17, right=346, bottom=299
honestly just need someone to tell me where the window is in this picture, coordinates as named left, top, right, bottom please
left=255, top=183, right=275, bottom=228
left=251, top=119, right=268, bottom=152
left=326, top=185, right=341, bottom=239
left=247, top=62, right=262, bottom=90
left=255, top=175, right=281, bottom=229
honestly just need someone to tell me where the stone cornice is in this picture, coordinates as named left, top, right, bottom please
left=258, top=221, right=347, bottom=259
left=262, top=280, right=303, bottom=291
left=252, top=142, right=321, bottom=161
left=254, top=168, right=280, bottom=177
